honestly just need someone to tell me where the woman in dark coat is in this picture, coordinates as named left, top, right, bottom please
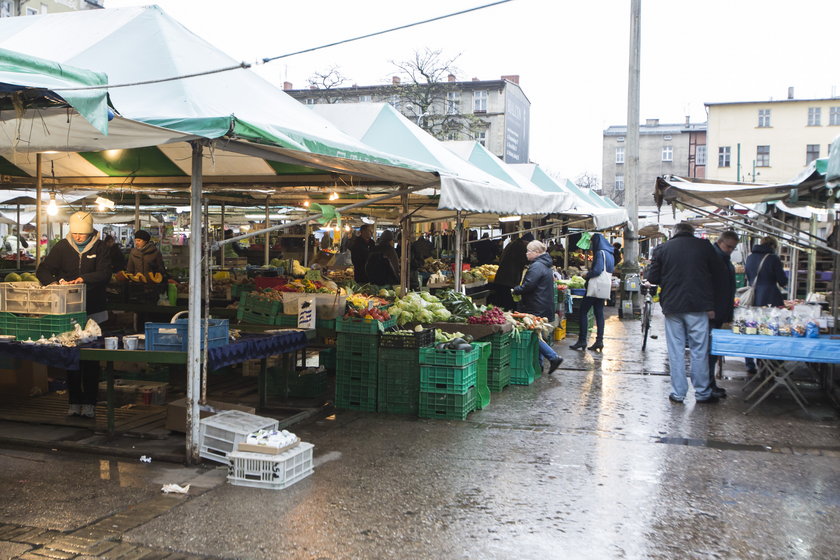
left=570, top=233, right=615, bottom=352
left=490, top=233, right=531, bottom=311
left=745, top=236, right=787, bottom=308
left=365, top=229, right=400, bottom=286
left=126, top=230, right=166, bottom=277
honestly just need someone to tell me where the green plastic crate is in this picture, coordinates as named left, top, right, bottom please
left=336, top=316, right=396, bottom=334
left=418, top=386, right=476, bottom=420
left=0, top=311, right=87, bottom=341
left=378, top=347, right=420, bottom=415
left=335, top=380, right=377, bottom=411
left=420, top=362, right=477, bottom=394
left=241, top=309, right=276, bottom=325
left=486, top=331, right=512, bottom=369
left=274, top=314, right=298, bottom=327
left=510, top=330, right=539, bottom=385
left=419, top=345, right=480, bottom=367
left=268, top=367, right=327, bottom=399
left=316, top=317, right=337, bottom=339
left=241, top=292, right=282, bottom=316
left=487, top=359, right=511, bottom=392
left=336, top=333, right=379, bottom=362
left=319, top=347, right=336, bottom=371
left=231, top=284, right=254, bottom=298
left=336, top=358, right=378, bottom=383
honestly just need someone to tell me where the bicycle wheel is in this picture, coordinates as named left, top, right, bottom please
left=641, top=301, right=651, bottom=351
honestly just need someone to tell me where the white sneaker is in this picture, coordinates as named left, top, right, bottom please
left=67, top=404, right=81, bottom=416
left=80, top=404, right=96, bottom=418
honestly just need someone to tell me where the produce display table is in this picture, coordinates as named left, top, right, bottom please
left=0, top=329, right=311, bottom=434
left=711, top=329, right=840, bottom=415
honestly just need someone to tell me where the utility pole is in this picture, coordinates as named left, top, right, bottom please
left=623, top=0, right=642, bottom=313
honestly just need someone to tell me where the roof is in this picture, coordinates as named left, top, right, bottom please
left=604, top=123, right=707, bottom=135
left=705, top=97, right=840, bottom=107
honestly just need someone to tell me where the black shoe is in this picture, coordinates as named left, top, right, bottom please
left=696, top=395, right=720, bottom=404
left=569, top=341, right=586, bottom=351
left=588, top=341, right=603, bottom=352
left=746, top=368, right=757, bottom=375
left=668, top=394, right=684, bottom=404
left=711, top=386, right=727, bottom=398
left=547, top=357, right=563, bottom=374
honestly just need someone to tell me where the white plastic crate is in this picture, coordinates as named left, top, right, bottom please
left=0, top=282, right=86, bottom=314
left=227, top=442, right=314, bottom=489
left=198, top=409, right=279, bottom=464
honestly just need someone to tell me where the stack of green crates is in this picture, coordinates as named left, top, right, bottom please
left=510, top=330, right=541, bottom=385
left=418, top=345, right=480, bottom=420
left=334, top=316, right=396, bottom=411
left=483, top=331, right=512, bottom=391
left=377, top=329, right=434, bottom=415
left=238, top=292, right=282, bottom=325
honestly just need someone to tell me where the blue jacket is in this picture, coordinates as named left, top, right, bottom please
left=513, top=252, right=556, bottom=320
left=586, top=233, right=615, bottom=279
left=745, top=244, right=787, bottom=307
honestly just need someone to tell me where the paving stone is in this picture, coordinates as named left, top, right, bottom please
left=8, top=527, right=48, bottom=544
left=45, top=534, right=99, bottom=554
left=20, top=547, right=76, bottom=559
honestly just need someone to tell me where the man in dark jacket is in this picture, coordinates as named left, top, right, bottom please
left=647, top=222, right=718, bottom=404
left=126, top=230, right=166, bottom=277
left=708, top=230, right=739, bottom=398
left=513, top=240, right=563, bottom=374
left=350, top=225, right=375, bottom=283
left=491, top=233, right=531, bottom=310
left=36, top=211, right=111, bottom=419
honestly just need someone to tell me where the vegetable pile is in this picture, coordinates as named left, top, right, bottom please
left=468, top=306, right=506, bottom=325
left=387, top=292, right=451, bottom=326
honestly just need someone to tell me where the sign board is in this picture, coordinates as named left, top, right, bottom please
left=503, top=83, right=530, bottom=164
left=297, top=296, right=316, bottom=329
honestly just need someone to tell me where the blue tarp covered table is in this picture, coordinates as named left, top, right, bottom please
left=711, top=329, right=840, bottom=414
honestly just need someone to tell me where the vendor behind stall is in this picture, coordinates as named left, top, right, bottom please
left=36, top=211, right=111, bottom=419
left=365, top=229, right=400, bottom=286
left=127, top=230, right=166, bottom=277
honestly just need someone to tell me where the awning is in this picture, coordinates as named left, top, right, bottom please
left=828, top=135, right=840, bottom=187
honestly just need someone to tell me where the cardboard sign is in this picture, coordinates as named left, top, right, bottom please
left=297, top=296, right=316, bottom=329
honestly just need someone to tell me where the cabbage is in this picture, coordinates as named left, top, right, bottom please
left=420, top=291, right=439, bottom=303
left=433, top=308, right=451, bottom=321
left=427, top=302, right=446, bottom=312
left=417, top=309, right=434, bottom=323
left=397, top=311, right=414, bottom=325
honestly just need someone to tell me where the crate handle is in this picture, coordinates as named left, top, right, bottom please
left=171, top=310, right=189, bottom=323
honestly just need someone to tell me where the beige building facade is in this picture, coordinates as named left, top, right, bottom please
left=1, top=0, right=101, bottom=17
left=705, top=95, right=840, bottom=183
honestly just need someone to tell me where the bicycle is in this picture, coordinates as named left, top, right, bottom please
left=640, top=282, right=656, bottom=351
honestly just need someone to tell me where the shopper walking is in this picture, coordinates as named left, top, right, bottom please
left=512, top=240, right=563, bottom=374
left=36, top=211, right=111, bottom=418
left=646, top=222, right=718, bottom=404
left=708, top=230, right=739, bottom=398
left=569, top=233, right=614, bottom=352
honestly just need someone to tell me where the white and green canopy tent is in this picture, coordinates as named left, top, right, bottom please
left=510, top=163, right=628, bottom=230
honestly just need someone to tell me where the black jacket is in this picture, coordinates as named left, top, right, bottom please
left=36, top=233, right=111, bottom=314
left=710, top=242, right=736, bottom=324
left=127, top=242, right=166, bottom=276
left=494, top=238, right=528, bottom=287
left=646, top=232, right=716, bottom=315
left=365, top=244, right=399, bottom=286
left=745, top=244, right=787, bottom=307
left=513, top=252, right=556, bottom=320
left=350, top=236, right=375, bottom=283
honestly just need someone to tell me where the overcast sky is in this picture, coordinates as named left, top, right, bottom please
left=107, top=0, right=840, bottom=184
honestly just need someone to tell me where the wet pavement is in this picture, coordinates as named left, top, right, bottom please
left=1, top=305, right=839, bottom=559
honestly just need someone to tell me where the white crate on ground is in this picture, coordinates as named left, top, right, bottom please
left=227, top=442, right=314, bottom=489
left=199, top=409, right=278, bottom=464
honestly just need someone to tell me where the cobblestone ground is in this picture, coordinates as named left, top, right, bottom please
left=1, top=306, right=839, bottom=559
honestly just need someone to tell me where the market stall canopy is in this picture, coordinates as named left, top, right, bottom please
left=0, top=6, right=441, bottom=194
left=311, top=102, right=571, bottom=216
left=510, top=163, right=628, bottom=229
left=828, top=135, right=840, bottom=188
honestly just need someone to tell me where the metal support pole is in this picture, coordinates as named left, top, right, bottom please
left=35, top=153, right=42, bottom=265
left=623, top=0, right=642, bottom=314
left=134, top=193, right=140, bottom=232
left=806, top=215, right=818, bottom=296
left=186, top=141, right=204, bottom=464
left=15, top=203, right=20, bottom=270
left=303, top=223, right=310, bottom=267
left=220, top=202, right=226, bottom=268
left=202, top=198, right=210, bottom=404
left=400, top=192, right=410, bottom=295
left=264, top=198, right=271, bottom=266
left=454, top=211, right=463, bottom=291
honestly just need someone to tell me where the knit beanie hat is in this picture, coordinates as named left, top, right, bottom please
left=134, top=230, right=151, bottom=242
left=69, top=211, right=94, bottom=234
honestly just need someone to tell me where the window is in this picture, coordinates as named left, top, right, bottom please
left=358, top=95, right=372, bottom=102
left=388, top=95, right=400, bottom=110
left=718, top=146, right=731, bottom=167
left=446, top=91, right=460, bottom=115
left=615, top=146, right=625, bottom=164
left=806, top=144, right=820, bottom=165
left=617, top=136, right=625, bottom=142
left=0, top=1, right=11, bottom=18
left=830, top=107, right=840, bottom=125
left=756, top=145, right=770, bottom=167
left=615, top=175, right=624, bottom=191
left=474, top=131, right=486, bottom=147
left=696, top=145, right=707, bottom=166
left=808, top=107, right=822, bottom=126
left=758, top=109, right=771, bottom=127
left=40, top=3, right=48, bottom=14
left=304, top=98, right=315, bottom=105
left=663, top=135, right=672, bottom=141
left=446, top=132, right=458, bottom=141
left=25, top=6, right=37, bottom=14
left=473, top=90, right=487, bottom=113
left=662, top=145, right=673, bottom=162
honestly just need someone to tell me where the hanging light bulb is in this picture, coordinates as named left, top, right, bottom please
left=302, top=200, right=310, bottom=207
left=329, top=192, right=339, bottom=201
left=46, top=193, right=58, bottom=216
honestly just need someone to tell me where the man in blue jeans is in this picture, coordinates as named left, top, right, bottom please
left=647, top=222, right=718, bottom=404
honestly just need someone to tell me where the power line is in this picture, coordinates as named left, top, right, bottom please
left=43, top=0, right=513, bottom=93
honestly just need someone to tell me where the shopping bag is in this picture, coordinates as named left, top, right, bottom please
left=735, top=254, right=768, bottom=307
left=586, top=271, right=612, bottom=299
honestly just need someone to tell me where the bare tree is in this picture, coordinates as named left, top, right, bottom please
left=387, top=48, right=484, bottom=140
left=574, top=172, right=601, bottom=191
left=306, top=67, right=352, bottom=104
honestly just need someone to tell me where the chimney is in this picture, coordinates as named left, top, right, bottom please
left=283, top=81, right=293, bottom=91
left=309, top=85, right=317, bottom=90
left=392, top=76, right=400, bottom=85
left=447, top=74, right=456, bottom=82
left=685, top=115, right=690, bottom=126
left=501, top=75, right=519, bottom=84
left=787, top=86, right=794, bottom=100
left=645, top=118, right=659, bottom=126
left=472, top=77, right=479, bottom=82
